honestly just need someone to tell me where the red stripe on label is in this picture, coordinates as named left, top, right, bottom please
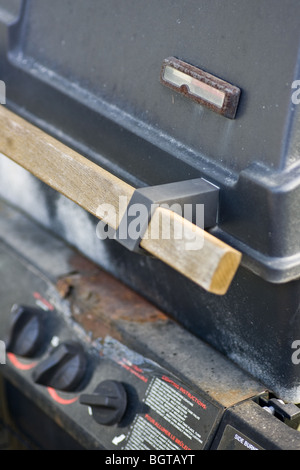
left=33, top=292, right=54, bottom=311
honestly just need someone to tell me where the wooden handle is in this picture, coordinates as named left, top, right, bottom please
left=0, top=106, right=241, bottom=294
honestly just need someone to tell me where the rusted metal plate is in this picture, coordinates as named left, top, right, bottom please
left=160, top=57, right=241, bottom=119
left=56, top=253, right=168, bottom=342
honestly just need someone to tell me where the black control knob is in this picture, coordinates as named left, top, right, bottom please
left=80, top=380, right=127, bottom=426
left=6, top=305, right=46, bottom=357
left=32, top=341, right=87, bottom=392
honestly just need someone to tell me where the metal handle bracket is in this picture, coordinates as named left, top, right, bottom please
left=116, top=178, right=219, bottom=253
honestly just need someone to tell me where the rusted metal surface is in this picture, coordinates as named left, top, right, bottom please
left=55, top=253, right=265, bottom=409
left=56, top=253, right=168, bottom=341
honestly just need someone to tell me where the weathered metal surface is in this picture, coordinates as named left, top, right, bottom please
left=56, top=253, right=266, bottom=409
left=56, top=253, right=168, bottom=342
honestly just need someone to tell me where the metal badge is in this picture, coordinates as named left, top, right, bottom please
left=160, top=57, right=241, bottom=119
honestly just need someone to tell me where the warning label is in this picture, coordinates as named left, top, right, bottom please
left=125, top=415, right=185, bottom=450
left=124, top=375, right=220, bottom=450
left=145, top=377, right=203, bottom=445
left=102, top=337, right=221, bottom=451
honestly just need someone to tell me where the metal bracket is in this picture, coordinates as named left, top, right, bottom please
left=115, top=178, right=219, bottom=253
left=259, top=396, right=300, bottom=429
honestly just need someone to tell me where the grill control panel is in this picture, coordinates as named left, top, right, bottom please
left=0, top=202, right=300, bottom=451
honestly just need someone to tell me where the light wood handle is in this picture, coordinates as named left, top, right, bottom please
left=0, top=106, right=241, bottom=294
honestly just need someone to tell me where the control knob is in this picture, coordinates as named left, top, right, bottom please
left=32, top=341, right=87, bottom=392
left=80, top=380, right=127, bottom=425
left=6, top=305, right=46, bottom=357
